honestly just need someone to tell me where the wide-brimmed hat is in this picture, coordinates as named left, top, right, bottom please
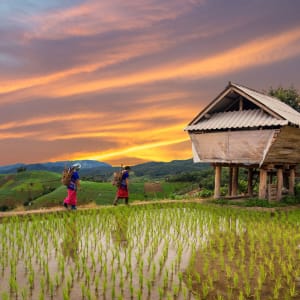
left=72, top=163, right=81, bottom=170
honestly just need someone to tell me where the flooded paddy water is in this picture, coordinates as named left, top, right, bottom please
left=1, top=203, right=300, bottom=299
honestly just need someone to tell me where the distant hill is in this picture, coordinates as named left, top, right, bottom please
left=0, top=158, right=210, bottom=179
left=0, top=160, right=112, bottom=174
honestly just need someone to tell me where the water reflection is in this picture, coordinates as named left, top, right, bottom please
left=61, top=217, right=79, bottom=261
left=111, top=213, right=128, bottom=248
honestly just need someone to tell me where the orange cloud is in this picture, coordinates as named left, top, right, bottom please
left=0, top=33, right=174, bottom=97
left=138, top=91, right=188, bottom=104
left=0, top=112, right=102, bottom=130
left=0, top=131, right=36, bottom=139
left=22, top=1, right=193, bottom=41
left=61, top=136, right=190, bottom=163
left=180, top=27, right=300, bottom=77
left=3, top=14, right=285, bottom=100
left=37, top=103, right=193, bottom=143
left=40, top=120, right=187, bottom=142
left=4, top=12, right=298, bottom=99
left=36, top=26, right=300, bottom=98
left=0, top=110, right=194, bottom=165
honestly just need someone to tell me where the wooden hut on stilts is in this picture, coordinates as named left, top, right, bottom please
left=184, top=82, right=300, bottom=201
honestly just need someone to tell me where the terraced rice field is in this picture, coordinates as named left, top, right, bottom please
left=1, top=203, right=300, bottom=300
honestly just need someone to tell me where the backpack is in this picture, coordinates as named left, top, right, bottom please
left=61, top=166, right=75, bottom=186
left=112, top=171, right=123, bottom=187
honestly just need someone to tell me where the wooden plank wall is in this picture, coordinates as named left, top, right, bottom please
left=264, top=126, right=300, bottom=164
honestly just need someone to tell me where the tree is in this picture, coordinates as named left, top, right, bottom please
left=268, top=86, right=300, bottom=112
left=17, top=166, right=27, bottom=172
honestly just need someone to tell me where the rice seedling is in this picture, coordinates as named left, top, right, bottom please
left=289, top=282, right=297, bottom=297
left=0, top=203, right=300, bottom=299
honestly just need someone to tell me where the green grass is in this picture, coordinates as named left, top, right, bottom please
left=213, top=196, right=300, bottom=208
left=0, top=171, right=61, bottom=191
left=32, top=181, right=195, bottom=208
left=0, top=171, right=61, bottom=209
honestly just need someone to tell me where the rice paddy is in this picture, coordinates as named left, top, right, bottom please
left=1, top=203, right=300, bottom=299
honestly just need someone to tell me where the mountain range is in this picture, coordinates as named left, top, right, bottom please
left=0, top=160, right=111, bottom=174
left=0, top=159, right=209, bottom=178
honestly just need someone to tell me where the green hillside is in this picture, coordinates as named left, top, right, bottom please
left=0, top=171, right=61, bottom=210
left=31, top=182, right=114, bottom=208
left=32, top=181, right=195, bottom=208
left=0, top=170, right=197, bottom=211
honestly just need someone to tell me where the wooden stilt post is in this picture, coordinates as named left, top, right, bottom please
left=259, top=168, right=267, bottom=199
left=232, top=166, right=238, bottom=196
left=247, top=168, right=253, bottom=197
left=214, top=165, right=221, bottom=199
left=289, top=168, right=295, bottom=196
left=283, top=170, right=289, bottom=190
left=228, top=166, right=232, bottom=196
left=277, top=168, right=283, bottom=201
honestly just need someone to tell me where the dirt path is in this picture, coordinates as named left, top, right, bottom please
left=0, top=199, right=206, bottom=219
left=1, top=198, right=299, bottom=219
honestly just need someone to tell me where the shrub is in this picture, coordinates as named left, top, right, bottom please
left=281, top=195, right=300, bottom=205
left=213, top=198, right=284, bottom=208
left=238, top=179, right=248, bottom=194
left=199, top=189, right=213, bottom=198
left=242, top=198, right=273, bottom=207
left=295, top=183, right=300, bottom=196
left=0, top=199, right=17, bottom=211
left=220, top=187, right=227, bottom=196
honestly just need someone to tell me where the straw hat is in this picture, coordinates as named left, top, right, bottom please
left=72, top=163, right=81, bottom=170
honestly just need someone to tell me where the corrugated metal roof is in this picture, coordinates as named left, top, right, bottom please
left=185, top=109, right=287, bottom=131
left=232, top=83, right=300, bottom=126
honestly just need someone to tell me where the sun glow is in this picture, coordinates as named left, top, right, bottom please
left=67, top=137, right=190, bottom=163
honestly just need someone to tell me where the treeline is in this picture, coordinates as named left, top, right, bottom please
left=167, top=167, right=260, bottom=196
left=168, top=168, right=214, bottom=188
left=132, top=159, right=210, bottom=178
left=82, top=159, right=211, bottom=181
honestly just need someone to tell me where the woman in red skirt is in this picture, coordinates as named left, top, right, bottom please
left=63, top=163, right=81, bottom=210
left=113, top=166, right=131, bottom=205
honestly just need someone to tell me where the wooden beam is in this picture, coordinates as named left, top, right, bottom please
left=228, top=167, right=233, bottom=196
left=214, top=165, right=222, bottom=199
left=232, top=166, right=239, bottom=196
left=289, top=168, right=295, bottom=196
left=247, top=168, right=253, bottom=197
left=277, top=168, right=283, bottom=201
left=239, top=96, right=243, bottom=111
left=259, top=169, right=267, bottom=199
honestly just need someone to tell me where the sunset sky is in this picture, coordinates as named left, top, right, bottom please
left=1, top=0, right=300, bottom=166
